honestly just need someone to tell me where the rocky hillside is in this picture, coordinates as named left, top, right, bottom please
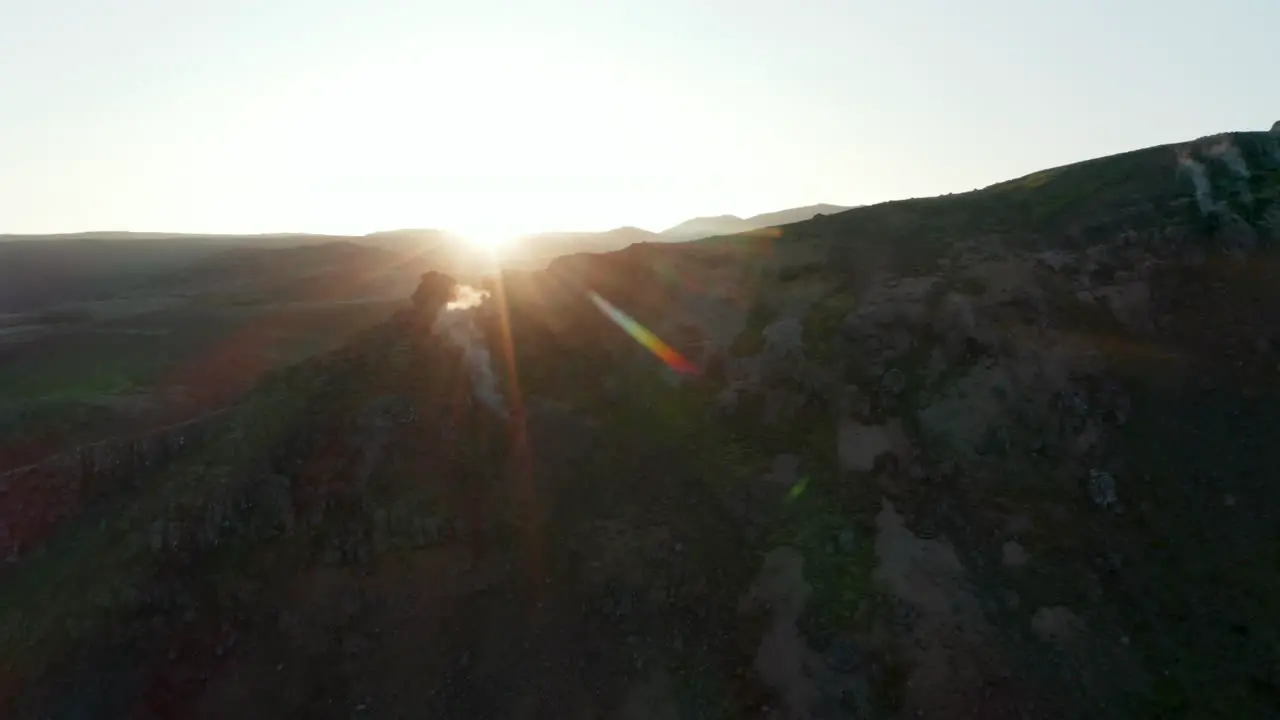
left=3, top=129, right=1280, bottom=719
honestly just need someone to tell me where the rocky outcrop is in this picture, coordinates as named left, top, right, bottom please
left=410, top=270, right=457, bottom=315
left=0, top=410, right=226, bottom=565
left=666, top=130, right=1280, bottom=716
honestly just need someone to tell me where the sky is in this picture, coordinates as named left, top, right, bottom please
left=2, top=0, right=1276, bottom=240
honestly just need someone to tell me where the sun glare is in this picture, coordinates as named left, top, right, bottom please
left=454, top=229, right=513, bottom=256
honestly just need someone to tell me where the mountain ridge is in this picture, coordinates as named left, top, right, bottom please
left=660, top=203, right=852, bottom=240
left=0, top=202, right=853, bottom=249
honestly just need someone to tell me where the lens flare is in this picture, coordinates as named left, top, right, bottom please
left=588, top=291, right=698, bottom=375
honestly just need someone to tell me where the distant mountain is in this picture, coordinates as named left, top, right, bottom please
left=0, top=232, right=350, bottom=244
left=360, top=229, right=454, bottom=253
left=659, top=215, right=754, bottom=242
left=660, top=203, right=852, bottom=241
left=361, top=226, right=666, bottom=272
left=508, top=226, right=662, bottom=268
left=742, top=203, right=853, bottom=228
left=0, top=204, right=851, bottom=311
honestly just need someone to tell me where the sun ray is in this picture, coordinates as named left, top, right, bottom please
left=485, top=271, right=543, bottom=593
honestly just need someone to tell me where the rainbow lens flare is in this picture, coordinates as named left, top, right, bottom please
left=588, top=291, right=698, bottom=375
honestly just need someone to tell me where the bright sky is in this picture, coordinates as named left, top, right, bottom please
left=2, top=0, right=1276, bottom=238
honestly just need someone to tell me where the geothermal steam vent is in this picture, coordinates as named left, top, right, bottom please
left=432, top=284, right=509, bottom=417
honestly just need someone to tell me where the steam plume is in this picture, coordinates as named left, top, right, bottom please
left=434, top=285, right=508, bottom=417
left=1207, top=138, right=1251, bottom=179
left=1176, top=150, right=1215, bottom=215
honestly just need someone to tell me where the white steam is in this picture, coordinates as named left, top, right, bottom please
left=434, top=285, right=508, bottom=417
left=1176, top=150, right=1215, bottom=216
left=1206, top=138, right=1251, bottom=180
left=447, top=284, right=491, bottom=311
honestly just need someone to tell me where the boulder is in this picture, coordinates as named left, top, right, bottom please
left=837, top=418, right=911, bottom=473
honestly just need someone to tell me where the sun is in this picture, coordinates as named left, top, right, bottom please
left=452, top=228, right=514, bottom=257
left=470, top=232, right=510, bottom=255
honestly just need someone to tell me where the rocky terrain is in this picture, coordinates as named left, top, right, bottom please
left=2, top=127, right=1279, bottom=719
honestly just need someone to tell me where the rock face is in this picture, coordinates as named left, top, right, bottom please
left=0, top=410, right=225, bottom=565
left=689, top=130, right=1280, bottom=717
left=410, top=270, right=457, bottom=314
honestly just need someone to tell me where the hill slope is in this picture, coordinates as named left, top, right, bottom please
left=4, top=130, right=1280, bottom=719
left=141, top=241, right=434, bottom=302
left=0, top=234, right=373, bottom=313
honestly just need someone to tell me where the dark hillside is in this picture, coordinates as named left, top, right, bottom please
left=4, top=129, right=1280, bottom=719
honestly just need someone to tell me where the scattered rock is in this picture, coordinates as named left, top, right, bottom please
left=149, top=519, right=166, bottom=553
left=1062, top=391, right=1088, bottom=416
left=916, top=363, right=1016, bottom=457
left=1094, top=280, right=1153, bottom=331
left=880, top=367, right=906, bottom=396
left=371, top=509, right=390, bottom=552
left=837, top=418, right=910, bottom=473
left=1031, top=606, right=1085, bottom=647
left=1004, top=514, right=1034, bottom=536
left=1087, top=469, right=1118, bottom=509
left=761, top=318, right=805, bottom=364
left=739, top=548, right=820, bottom=720
left=873, top=500, right=1005, bottom=717
left=836, top=529, right=857, bottom=555
left=764, top=454, right=801, bottom=486
left=613, top=670, right=681, bottom=720
left=1002, top=541, right=1029, bottom=568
